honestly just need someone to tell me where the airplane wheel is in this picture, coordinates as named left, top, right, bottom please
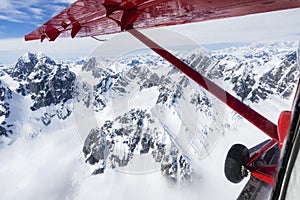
left=225, top=144, right=250, bottom=183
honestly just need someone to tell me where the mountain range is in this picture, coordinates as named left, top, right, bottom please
left=0, top=41, right=298, bottom=187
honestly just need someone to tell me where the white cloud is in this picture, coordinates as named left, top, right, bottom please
left=0, top=0, right=74, bottom=23
left=0, top=123, right=85, bottom=200
left=28, top=7, right=44, bottom=18
left=166, top=8, right=300, bottom=44
left=0, top=0, right=11, bottom=9
left=0, top=14, right=22, bottom=23
left=0, top=37, right=100, bottom=64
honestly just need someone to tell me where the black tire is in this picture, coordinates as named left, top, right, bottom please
left=225, top=144, right=250, bottom=183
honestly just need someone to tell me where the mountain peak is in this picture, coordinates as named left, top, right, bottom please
left=11, top=52, right=57, bottom=80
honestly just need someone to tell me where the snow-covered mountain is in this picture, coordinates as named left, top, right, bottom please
left=75, top=50, right=220, bottom=182
left=0, top=81, right=13, bottom=139
left=13, top=52, right=76, bottom=112
left=190, top=42, right=299, bottom=103
left=0, top=53, right=75, bottom=145
left=0, top=41, right=298, bottom=200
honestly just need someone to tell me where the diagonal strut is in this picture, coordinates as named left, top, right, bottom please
left=128, top=28, right=279, bottom=141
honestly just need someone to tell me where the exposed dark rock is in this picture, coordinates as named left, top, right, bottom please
left=83, top=109, right=194, bottom=183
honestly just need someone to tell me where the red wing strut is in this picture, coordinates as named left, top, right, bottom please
left=128, top=28, right=279, bottom=141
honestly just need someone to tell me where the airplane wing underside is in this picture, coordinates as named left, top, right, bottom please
left=25, top=0, right=300, bottom=42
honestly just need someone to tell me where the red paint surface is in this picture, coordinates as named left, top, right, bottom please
left=252, top=171, right=275, bottom=185
left=25, top=0, right=300, bottom=41
left=278, top=111, right=292, bottom=148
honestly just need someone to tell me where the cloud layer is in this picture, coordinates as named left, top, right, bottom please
left=166, top=8, right=300, bottom=44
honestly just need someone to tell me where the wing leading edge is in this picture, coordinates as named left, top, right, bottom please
left=25, top=0, right=300, bottom=42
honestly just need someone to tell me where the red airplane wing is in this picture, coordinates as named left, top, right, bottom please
left=25, top=0, right=300, bottom=42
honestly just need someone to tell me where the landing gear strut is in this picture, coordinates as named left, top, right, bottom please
left=225, top=140, right=280, bottom=185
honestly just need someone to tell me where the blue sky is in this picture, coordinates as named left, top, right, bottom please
left=0, top=1, right=299, bottom=64
left=0, top=1, right=73, bottom=38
